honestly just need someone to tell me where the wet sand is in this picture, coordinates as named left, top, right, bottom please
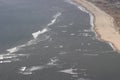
left=73, top=0, right=120, bottom=53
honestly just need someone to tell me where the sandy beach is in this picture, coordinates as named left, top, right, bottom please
left=73, top=0, right=120, bottom=53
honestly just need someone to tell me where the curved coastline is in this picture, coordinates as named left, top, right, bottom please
left=72, top=0, right=120, bottom=53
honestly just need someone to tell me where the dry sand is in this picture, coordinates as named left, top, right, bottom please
left=73, top=0, right=120, bottom=53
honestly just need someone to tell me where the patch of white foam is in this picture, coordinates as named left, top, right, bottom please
left=47, top=12, right=62, bottom=26
left=62, top=30, right=67, bottom=33
left=58, top=25, right=68, bottom=28
left=77, top=78, right=90, bottom=80
left=32, top=28, right=48, bottom=39
left=44, top=45, right=49, bottom=48
left=19, top=66, right=45, bottom=75
left=28, top=66, right=44, bottom=71
left=70, top=33, right=75, bottom=36
left=47, top=57, right=59, bottom=66
left=19, top=67, right=27, bottom=72
left=80, top=69, right=87, bottom=71
left=7, top=47, right=19, bottom=54
left=6, top=44, right=25, bottom=54
left=58, top=51, right=67, bottom=55
left=0, top=54, right=17, bottom=60
left=65, top=0, right=88, bottom=12
left=83, top=53, right=99, bottom=56
left=87, top=43, right=91, bottom=45
left=6, top=44, right=26, bottom=54
left=69, top=22, right=74, bottom=26
left=59, top=45, right=64, bottom=48
left=0, top=60, right=12, bottom=63
left=75, top=48, right=82, bottom=52
left=78, top=33, right=91, bottom=37
left=108, top=42, right=116, bottom=51
left=0, top=54, right=28, bottom=63
left=0, top=59, right=20, bottom=64
left=83, top=29, right=92, bottom=32
left=101, top=50, right=114, bottom=54
left=59, top=68, right=78, bottom=75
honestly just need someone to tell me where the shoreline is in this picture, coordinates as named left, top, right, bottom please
left=73, top=0, right=120, bottom=53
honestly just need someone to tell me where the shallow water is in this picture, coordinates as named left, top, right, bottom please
left=0, top=0, right=120, bottom=80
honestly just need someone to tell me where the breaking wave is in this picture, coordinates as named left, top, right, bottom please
left=32, top=28, right=49, bottom=39
left=19, top=66, right=45, bottom=75
left=59, top=68, right=78, bottom=75
left=47, top=12, right=62, bottom=26
left=0, top=53, right=28, bottom=63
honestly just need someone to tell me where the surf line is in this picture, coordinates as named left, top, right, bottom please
left=65, top=0, right=116, bottom=51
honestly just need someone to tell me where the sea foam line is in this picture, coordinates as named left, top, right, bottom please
left=0, top=53, right=28, bottom=63
left=66, top=0, right=115, bottom=51
left=47, top=12, right=62, bottom=26
left=59, top=68, right=78, bottom=75
left=32, top=28, right=49, bottom=39
left=19, top=66, right=45, bottom=75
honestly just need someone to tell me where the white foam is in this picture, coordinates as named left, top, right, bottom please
left=0, top=60, right=12, bottom=63
left=77, top=78, right=90, bottom=80
left=83, top=53, right=99, bottom=56
left=32, top=28, right=48, bottom=39
left=19, top=66, right=45, bottom=75
left=78, top=6, right=89, bottom=13
left=108, top=42, right=116, bottom=51
left=44, top=45, right=49, bottom=48
left=75, top=48, right=82, bottom=52
left=20, top=72, right=32, bottom=75
left=59, top=68, right=78, bottom=75
left=6, top=44, right=26, bottom=54
left=58, top=51, right=67, bottom=55
left=69, top=22, right=74, bottom=26
left=0, top=54, right=17, bottom=60
left=47, top=12, right=61, bottom=26
left=59, top=45, right=63, bottom=48
left=30, top=66, right=44, bottom=71
left=78, top=33, right=91, bottom=37
left=47, top=57, right=59, bottom=66
left=83, top=29, right=92, bottom=32
left=19, top=67, right=27, bottom=71
left=65, top=0, right=88, bottom=13
left=58, top=25, right=68, bottom=28
left=70, top=33, right=75, bottom=36
left=0, top=54, right=28, bottom=63
left=10, top=58, right=20, bottom=62
left=7, top=47, right=19, bottom=54
left=62, top=30, right=67, bottom=33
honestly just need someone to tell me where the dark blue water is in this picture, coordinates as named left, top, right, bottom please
left=0, top=0, right=120, bottom=80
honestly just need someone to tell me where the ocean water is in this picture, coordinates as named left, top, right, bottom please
left=0, top=0, right=120, bottom=80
